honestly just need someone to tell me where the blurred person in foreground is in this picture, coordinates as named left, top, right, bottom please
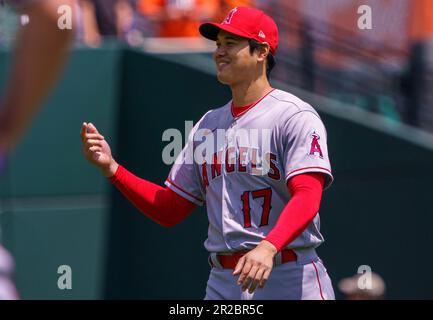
left=0, top=245, right=18, bottom=299
left=338, top=272, right=386, bottom=300
left=0, top=0, right=75, bottom=299
left=0, top=0, right=74, bottom=170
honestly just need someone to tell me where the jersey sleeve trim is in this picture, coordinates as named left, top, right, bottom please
left=165, top=179, right=204, bottom=206
left=285, top=166, right=334, bottom=190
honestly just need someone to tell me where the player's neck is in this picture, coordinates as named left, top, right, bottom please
left=230, top=77, right=273, bottom=108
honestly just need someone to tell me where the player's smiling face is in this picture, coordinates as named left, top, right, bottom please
left=214, top=30, right=257, bottom=86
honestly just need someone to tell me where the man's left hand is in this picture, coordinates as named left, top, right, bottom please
left=233, top=240, right=277, bottom=293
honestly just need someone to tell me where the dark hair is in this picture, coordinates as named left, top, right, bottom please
left=248, top=39, right=276, bottom=78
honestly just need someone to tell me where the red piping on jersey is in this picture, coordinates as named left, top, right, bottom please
left=312, top=261, right=325, bottom=300
left=286, top=166, right=332, bottom=179
left=230, top=88, right=276, bottom=118
left=166, top=178, right=204, bottom=203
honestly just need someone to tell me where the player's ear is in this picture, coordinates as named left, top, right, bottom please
left=257, top=43, right=270, bottom=63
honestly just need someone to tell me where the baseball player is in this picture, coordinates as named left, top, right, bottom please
left=81, top=6, right=335, bottom=300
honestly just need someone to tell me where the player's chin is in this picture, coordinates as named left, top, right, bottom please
left=216, top=72, right=233, bottom=85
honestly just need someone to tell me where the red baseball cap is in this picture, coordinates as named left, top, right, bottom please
left=199, top=7, right=279, bottom=55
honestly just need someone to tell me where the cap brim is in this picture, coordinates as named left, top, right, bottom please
left=199, top=22, right=251, bottom=41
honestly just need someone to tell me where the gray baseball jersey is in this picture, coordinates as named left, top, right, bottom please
left=165, top=88, right=333, bottom=253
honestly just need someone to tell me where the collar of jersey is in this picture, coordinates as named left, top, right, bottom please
left=230, top=88, right=275, bottom=119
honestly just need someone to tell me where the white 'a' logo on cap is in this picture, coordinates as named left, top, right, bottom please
left=258, top=30, right=266, bottom=38
left=222, top=7, right=238, bottom=24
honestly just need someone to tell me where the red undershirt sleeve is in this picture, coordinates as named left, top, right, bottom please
left=109, top=165, right=197, bottom=227
left=264, top=172, right=325, bottom=252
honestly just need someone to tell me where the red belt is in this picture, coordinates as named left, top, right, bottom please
left=213, top=249, right=297, bottom=269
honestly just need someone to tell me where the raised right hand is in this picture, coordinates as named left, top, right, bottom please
left=80, top=122, right=118, bottom=177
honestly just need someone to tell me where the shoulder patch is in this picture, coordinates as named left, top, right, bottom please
left=308, top=131, right=324, bottom=159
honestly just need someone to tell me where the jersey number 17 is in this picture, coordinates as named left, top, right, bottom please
left=240, top=187, right=272, bottom=228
